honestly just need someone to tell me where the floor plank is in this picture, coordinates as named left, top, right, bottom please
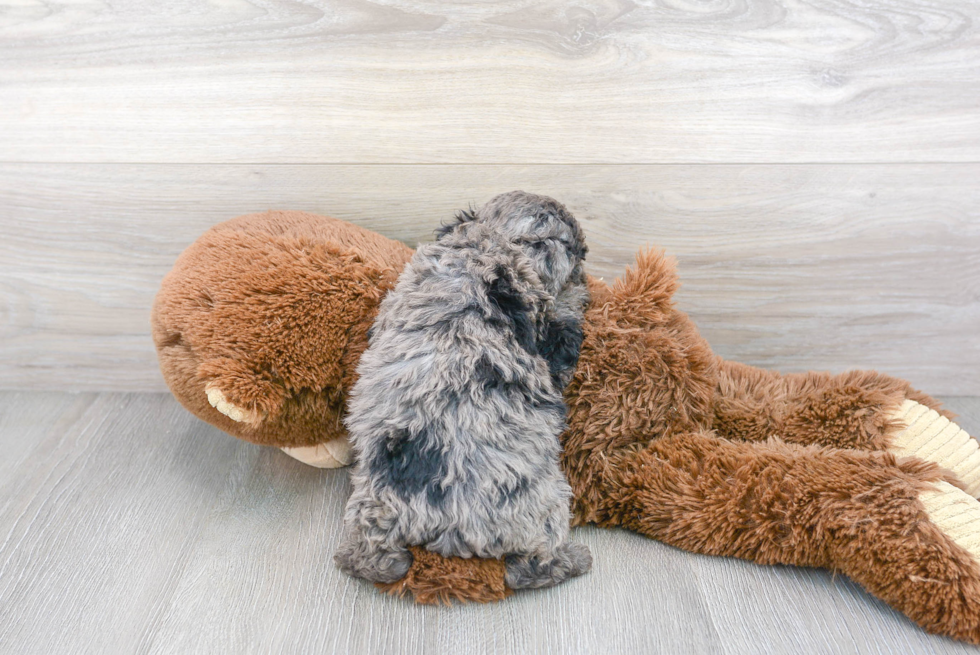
left=0, top=393, right=978, bottom=653
left=1, top=0, right=978, bottom=163
left=1, top=163, right=977, bottom=395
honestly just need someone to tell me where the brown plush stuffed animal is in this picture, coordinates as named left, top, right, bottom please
left=152, top=209, right=980, bottom=644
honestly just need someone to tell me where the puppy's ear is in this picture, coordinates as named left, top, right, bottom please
left=434, top=206, right=478, bottom=240
left=538, top=280, right=589, bottom=389
left=538, top=315, right=584, bottom=390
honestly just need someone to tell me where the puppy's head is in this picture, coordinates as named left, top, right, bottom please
left=438, top=191, right=588, bottom=296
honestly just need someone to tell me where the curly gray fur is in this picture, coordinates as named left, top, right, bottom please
left=334, top=191, right=592, bottom=589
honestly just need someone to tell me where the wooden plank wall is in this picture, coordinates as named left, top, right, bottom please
left=0, top=1, right=978, bottom=394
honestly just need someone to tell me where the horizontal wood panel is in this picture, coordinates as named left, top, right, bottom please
left=1, top=391, right=977, bottom=653
left=0, top=0, right=979, bottom=164
left=1, top=163, right=977, bottom=394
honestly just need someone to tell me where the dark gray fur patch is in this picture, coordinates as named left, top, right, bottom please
left=486, top=266, right=538, bottom=356
left=369, top=428, right=448, bottom=506
left=538, top=317, right=584, bottom=390
left=474, top=354, right=512, bottom=393
left=496, top=475, right=531, bottom=507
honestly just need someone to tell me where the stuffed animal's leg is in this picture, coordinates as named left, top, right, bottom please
left=598, top=431, right=980, bottom=645
left=504, top=542, right=593, bottom=590
left=712, top=360, right=980, bottom=496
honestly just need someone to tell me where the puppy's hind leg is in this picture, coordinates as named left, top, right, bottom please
left=334, top=526, right=414, bottom=584
left=504, top=541, right=592, bottom=589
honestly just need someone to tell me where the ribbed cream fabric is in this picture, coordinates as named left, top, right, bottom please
left=281, top=438, right=353, bottom=469
left=920, top=481, right=980, bottom=560
left=889, top=400, right=980, bottom=498
left=205, top=384, right=263, bottom=426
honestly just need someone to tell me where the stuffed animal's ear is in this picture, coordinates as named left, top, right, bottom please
left=434, top=207, right=478, bottom=239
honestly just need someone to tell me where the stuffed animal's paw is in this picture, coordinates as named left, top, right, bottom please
left=205, top=383, right=264, bottom=426
left=280, top=438, right=353, bottom=468
left=884, top=478, right=980, bottom=644
left=889, top=400, right=980, bottom=497
left=919, top=480, right=980, bottom=561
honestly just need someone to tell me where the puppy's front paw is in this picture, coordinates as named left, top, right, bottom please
left=565, top=542, right=593, bottom=577
left=205, top=383, right=264, bottom=426
left=504, top=542, right=593, bottom=589
left=335, top=542, right=414, bottom=584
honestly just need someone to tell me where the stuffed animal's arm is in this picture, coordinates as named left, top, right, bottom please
left=712, top=360, right=980, bottom=497
left=597, top=430, right=980, bottom=645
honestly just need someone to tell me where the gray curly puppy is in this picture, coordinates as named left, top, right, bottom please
left=334, top=191, right=592, bottom=590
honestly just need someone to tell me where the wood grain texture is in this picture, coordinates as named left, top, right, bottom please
left=0, top=0, right=978, bottom=164
left=1, top=392, right=979, bottom=654
left=1, top=163, right=977, bottom=394
left=2, top=2, right=978, bottom=649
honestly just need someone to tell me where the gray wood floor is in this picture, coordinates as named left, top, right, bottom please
left=1, top=392, right=979, bottom=654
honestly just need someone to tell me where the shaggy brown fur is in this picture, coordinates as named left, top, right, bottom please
left=602, top=434, right=980, bottom=644
left=377, top=546, right=512, bottom=605
left=713, top=361, right=952, bottom=449
left=152, top=211, right=412, bottom=447
left=153, top=210, right=980, bottom=643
